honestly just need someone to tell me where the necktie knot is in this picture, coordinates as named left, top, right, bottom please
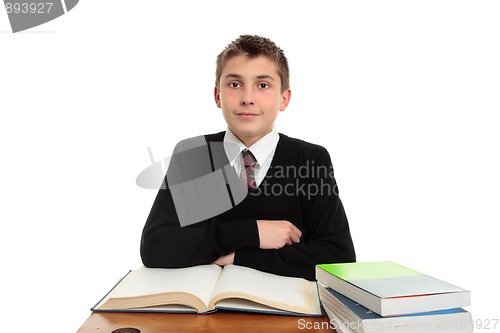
left=242, top=149, right=257, bottom=167
left=241, top=149, right=257, bottom=189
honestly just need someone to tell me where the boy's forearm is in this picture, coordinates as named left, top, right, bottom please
left=234, top=229, right=356, bottom=281
left=141, top=216, right=259, bottom=268
left=141, top=184, right=260, bottom=267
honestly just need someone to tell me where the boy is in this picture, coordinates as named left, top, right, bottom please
left=140, top=35, right=355, bottom=281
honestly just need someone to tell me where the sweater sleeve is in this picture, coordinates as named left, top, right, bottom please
left=233, top=147, right=356, bottom=281
left=140, top=180, right=259, bottom=268
left=140, top=137, right=260, bottom=268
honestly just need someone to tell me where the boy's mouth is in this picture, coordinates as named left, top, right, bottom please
left=236, top=112, right=259, bottom=118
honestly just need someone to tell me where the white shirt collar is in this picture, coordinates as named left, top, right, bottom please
left=224, top=127, right=280, bottom=167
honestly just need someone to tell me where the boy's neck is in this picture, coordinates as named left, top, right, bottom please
left=230, top=128, right=274, bottom=148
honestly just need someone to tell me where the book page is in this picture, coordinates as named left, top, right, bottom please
left=215, top=298, right=299, bottom=315
left=98, top=264, right=222, bottom=311
left=209, top=265, right=321, bottom=315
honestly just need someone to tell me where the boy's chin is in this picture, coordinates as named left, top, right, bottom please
left=231, top=126, right=272, bottom=142
left=231, top=124, right=268, bottom=136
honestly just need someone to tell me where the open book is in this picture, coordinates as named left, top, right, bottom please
left=92, top=264, right=322, bottom=316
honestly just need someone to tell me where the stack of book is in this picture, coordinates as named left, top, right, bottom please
left=315, top=261, right=473, bottom=333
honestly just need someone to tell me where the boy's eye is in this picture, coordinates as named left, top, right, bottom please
left=259, top=83, right=270, bottom=89
left=229, top=82, right=241, bottom=88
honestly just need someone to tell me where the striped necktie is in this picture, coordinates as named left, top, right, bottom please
left=241, top=149, right=257, bottom=189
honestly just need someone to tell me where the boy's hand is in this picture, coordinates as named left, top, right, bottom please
left=256, top=220, right=302, bottom=249
left=213, top=252, right=235, bottom=266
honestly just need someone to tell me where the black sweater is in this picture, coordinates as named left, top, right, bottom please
left=140, top=132, right=355, bottom=281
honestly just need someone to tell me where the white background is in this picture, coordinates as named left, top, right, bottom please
left=1, top=1, right=499, bottom=332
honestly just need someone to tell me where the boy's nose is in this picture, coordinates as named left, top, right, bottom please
left=240, top=88, right=255, bottom=106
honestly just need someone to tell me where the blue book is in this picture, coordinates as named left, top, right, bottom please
left=318, top=283, right=472, bottom=333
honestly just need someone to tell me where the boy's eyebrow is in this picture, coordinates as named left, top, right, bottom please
left=256, top=75, right=275, bottom=81
left=224, top=74, right=275, bottom=81
left=225, top=73, right=241, bottom=78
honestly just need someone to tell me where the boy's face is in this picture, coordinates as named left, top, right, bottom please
left=214, top=55, right=291, bottom=147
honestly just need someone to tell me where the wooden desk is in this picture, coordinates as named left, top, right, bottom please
left=77, top=311, right=335, bottom=333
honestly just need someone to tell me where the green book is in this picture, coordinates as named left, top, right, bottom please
left=316, top=261, right=471, bottom=317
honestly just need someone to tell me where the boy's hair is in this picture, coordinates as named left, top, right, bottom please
left=215, top=35, right=290, bottom=93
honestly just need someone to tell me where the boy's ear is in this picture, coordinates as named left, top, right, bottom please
left=214, top=86, right=222, bottom=108
left=279, top=88, right=292, bottom=111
